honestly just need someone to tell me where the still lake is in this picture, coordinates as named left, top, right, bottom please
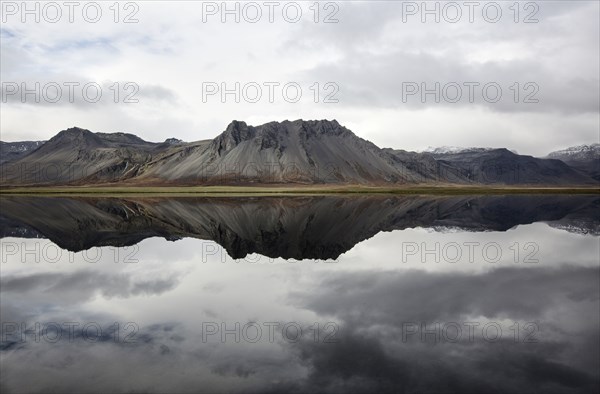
left=1, top=195, right=599, bottom=393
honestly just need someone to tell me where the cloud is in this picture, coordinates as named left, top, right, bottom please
left=1, top=1, right=597, bottom=156
left=296, top=266, right=599, bottom=325
left=283, top=265, right=600, bottom=393
left=0, top=236, right=598, bottom=393
left=304, top=51, right=599, bottom=114
left=286, top=329, right=599, bottom=394
left=0, top=269, right=182, bottom=302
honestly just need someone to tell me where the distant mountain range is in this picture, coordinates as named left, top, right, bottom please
left=0, top=140, right=46, bottom=164
left=545, top=143, right=600, bottom=181
left=0, top=120, right=598, bottom=186
left=423, top=146, right=517, bottom=155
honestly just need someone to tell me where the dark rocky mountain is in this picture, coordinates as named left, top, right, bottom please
left=0, top=121, right=597, bottom=186
left=546, top=143, right=600, bottom=181
left=429, top=148, right=594, bottom=185
left=138, top=120, right=454, bottom=184
left=0, top=140, right=46, bottom=164
left=0, top=127, right=177, bottom=185
left=1, top=195, right=598, bottom=259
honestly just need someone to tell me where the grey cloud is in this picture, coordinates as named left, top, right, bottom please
left=212, top=363, right=257, bottom=378
left=136, top=84, right=178, bottom=103
left=280, top=2, right=400, bottom=52
left=303, top=50, right=599, bottom=114
left=284, top=330, right=599, bottom=394
left=1, top=78, right=178, bottom=108
left=0, top=270, right=182, bottom=302
left=289, top=2, right=599, bottom=114
left=289, top=1, right=594, bottom=52
left=281, top=264, right=600, bottom=393
left=1, top=261, right=598, bottom=393
left=295, top=266, right=599, bottom=325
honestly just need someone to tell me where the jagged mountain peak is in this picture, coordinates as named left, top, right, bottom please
left=290, top=118, right=340, bottom=126
left=214, top=120, right=256, bottom=152
left=214, top=119, right=352, bottom=154
left=224, top=120, right=250, bottom=134
left=222, top=119, right=343, bottom=134
left=296, top=119, right=348, bottom=137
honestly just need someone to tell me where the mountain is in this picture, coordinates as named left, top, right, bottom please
left=0, top=121, right=597, bottom=186
left=0, top=127, right=178, bottom=185
left=429, top=148, right=594, bottom=185
left=381, top=148, right=471, bottom=184
left=424, top=146, right=494, bottom=155
left=1, top=195, right=598, bottom=258
left=137, top=119, right=454, bottom=185
left=547, top=143, right=600, bottom=162
left=0, top=140, right=46, bottom=164
left=423, top=146, right=519, bottom=155
left=546, top=143, right=600, bottom=181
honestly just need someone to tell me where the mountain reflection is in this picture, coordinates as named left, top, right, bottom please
left=1, top=194, right=598, bottom=259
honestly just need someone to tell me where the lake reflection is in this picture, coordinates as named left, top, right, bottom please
left=0, top=195, right=599, bottom=393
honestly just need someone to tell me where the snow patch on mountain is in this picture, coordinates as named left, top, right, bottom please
left=546, top=143, right=600, bottom=161
left=422, top=146, right=515, bottom=155
left=1, top=140, right=46, bottom=152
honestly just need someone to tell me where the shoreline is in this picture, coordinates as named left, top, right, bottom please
left=1, top=185, right=599, bottom=196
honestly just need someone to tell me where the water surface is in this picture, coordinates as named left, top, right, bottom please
left=1, top=195, right=599, bottom=393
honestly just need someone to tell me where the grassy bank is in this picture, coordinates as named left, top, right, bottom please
left=1, top=185, right=599, bottom=196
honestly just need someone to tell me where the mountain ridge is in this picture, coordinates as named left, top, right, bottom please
left=545, top=143, right=600, bottom=181
left=0, top=140, right=46, bottom=164
left=1, top=120, right=598, bottom=186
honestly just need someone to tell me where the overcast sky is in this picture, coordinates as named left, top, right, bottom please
left=1, top=0, right=598, bottom=156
